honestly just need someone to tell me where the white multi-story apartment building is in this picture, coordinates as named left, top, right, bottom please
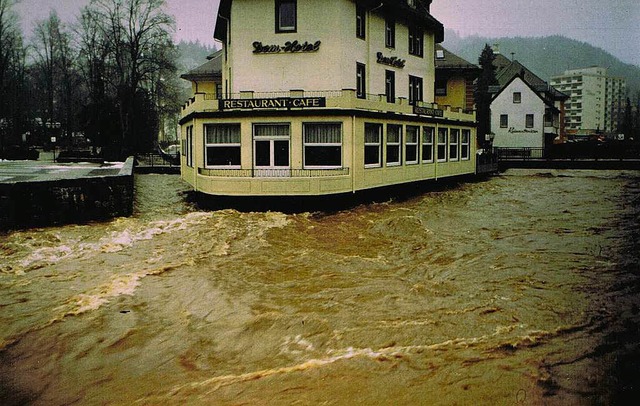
left=179, top=0, right=477, bottom=199
left=551, top=67, right=627, bottom=137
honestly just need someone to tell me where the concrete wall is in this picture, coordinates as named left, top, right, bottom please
left=0, top=158, right=134, bottom=230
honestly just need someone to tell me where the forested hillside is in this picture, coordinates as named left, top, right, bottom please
left=442, top=30, right=640, bottom=96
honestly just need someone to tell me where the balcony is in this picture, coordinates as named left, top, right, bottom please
left=181, top=89, right=475, bottom=122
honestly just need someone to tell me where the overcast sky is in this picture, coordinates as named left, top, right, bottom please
left=13, top=0, right=640, bottom=66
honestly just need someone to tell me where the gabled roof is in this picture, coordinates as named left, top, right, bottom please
left=180, top=50, right=223, bottom=81
left=491, top=73, right=561, bottom=113
left=492, top=56, right=568, bottom=102
left=214, top=0, right=444, bottom=43
left=435, top=44, right=480, bottom=72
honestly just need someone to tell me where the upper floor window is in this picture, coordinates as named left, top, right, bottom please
left=356, top=3, right=366, bottom=39
left=500, top=114, right=508, bottom=128
left=435, top=77, right=447, bottom=96
left=513, top=92, right=521, bottom=103
left=409, top=75, right=423, bottom=106
left=276, top=0, right=297, bottom=33
left=385, top=70, right=395, bottom=103
left=356, top=63, right=366, bottom=99
left=408, top=26, right=423, bottom=57
left=385, top=18, right=395, bottom=48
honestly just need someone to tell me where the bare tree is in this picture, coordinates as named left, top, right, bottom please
left=0, top=0, right=22, bottom=150
left=85, top=0, right=176, bottom=157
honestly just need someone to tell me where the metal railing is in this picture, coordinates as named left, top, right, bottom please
left=494, top=144, right=640, bottom=161
left=136, top=153, right=180, bottom=167
left=198, top=167, right=350, bottom=178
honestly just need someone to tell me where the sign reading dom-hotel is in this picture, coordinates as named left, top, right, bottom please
left=219, top=97, right=327, bottom=110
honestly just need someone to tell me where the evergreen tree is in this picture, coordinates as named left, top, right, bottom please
left=474, top=44, right=498, bottom=149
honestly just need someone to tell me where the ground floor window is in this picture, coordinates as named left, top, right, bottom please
left=303, top=123, right=342, bottom=168
left=183, top=125, right=193, bottom=167
left=386, top=124, right=402, bottom=166
left=204, top=123, right=241, bottom=167
left=450, top=129, right=459, bottom=161
left=526, top=114, right=535, bottom=128
left=364, top=123, right=382, bottom=168
left=422, top=126, right=434, bottom=163
left=461, top=129, right=470, bottom=160
left=437, top=127, right=448, bottom=162
left=254, top=124, right=290, bottom=168
left=406, top=125, right=419, bottom=164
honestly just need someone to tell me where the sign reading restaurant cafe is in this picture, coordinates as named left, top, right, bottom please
left=219, top=97, right=327, bottom=110
left=413, top=105, right=444, bottom=117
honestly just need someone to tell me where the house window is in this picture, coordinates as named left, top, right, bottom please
left=500, top=114, right=508, bottom=128
left=408, top=26, right=423, bottom=57
left=386, top=124, right=402, bottom=166
left=205, top=123, right=241, bottom=167
left=513, top=92, right=521, bottom=103
left=526, top=114, right=534, bottom=128
left=437, top=127, right=448, bottom=162
left=303, top=123, right=342, bottom=168
left=406, top=126, right=419, bottom=164
left=215, top=83, right=223, bottom=100
left=385, top=18, right=395, bottom=48
left=356, top=3, right=366, bottom=39
left=364, top=123, right=382, bottom=168
left=435, top=49, right=445, bottom=60
left=422, top=126, right=434, bottom=163
left=276, top=0, right=296, bottom=33
left=461, top=129, right=470, bottom=160
left=409, top=75, right=423, bottom=106
left=357, top=63, right=366, bottom=99
left=183, top=125, right=194, bottom=167
left=385, top=70, right=395, bottom=103
left=450, top=129, right=459, bottom=161
left=435, top=77, right=447, bottom=96
left=254, top=124, right=290, bottom=169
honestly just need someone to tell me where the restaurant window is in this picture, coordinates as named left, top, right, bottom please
left=386, top=124, right=402, bottom=166
left=276, top=0, right=296, bottom=33
left=183, top=125, right=193, bottom=167
left=385, top=18, right=395, bottom=48
left=385, top=70, right=395, bottom=103
left=450, top=129, right=459, bottom=161
left=357, top=63, right=366, bottom=99
left=409, top=75, right=423, bottom=106
left=500, top=114, right=508, bottom=128
left=406, top=126, right=419, bottom=164
left=205, top=123, right=241, bottom=167
left=461, top=129, right=471, bottom=160
left=364, top=123, right=382, bottom=168
left=513, top=92, right=521, bottom=103
left=408, top=26, right=423, bottom=57
left=526, top=114, right=535, bottom=128
left=303, top=123, right=342, bottom=168
left=437, top=127, right=448, bottom=162
left=356, top=3, right=366, bottom=39
left=422, top=126, right=434, bottom=163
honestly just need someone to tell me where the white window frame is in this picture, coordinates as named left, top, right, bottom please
left=449, top=128, right=460, bottom=162
left=204, top=123, right=241, bottom=168
left=303, top=122, right=342, bottom=169
left=461, top=129, right=471, bottom=161
left=422, top=126, right=434, bottom=163
left=405, top=125, right=419, bottom=165
left=364, top=123, right=382, bottom=168
left=437, top=127, right=448, bottom=162
left=386, top=124, right=402, bottom=166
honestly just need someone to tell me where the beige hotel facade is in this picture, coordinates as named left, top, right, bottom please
left=179, top=0, right=477, bottom=197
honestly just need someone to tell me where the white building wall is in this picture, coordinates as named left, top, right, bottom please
left=492, top=78, right=546, bottom=148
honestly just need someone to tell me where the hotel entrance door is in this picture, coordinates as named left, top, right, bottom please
left=253, top=124, right=290, bottom=177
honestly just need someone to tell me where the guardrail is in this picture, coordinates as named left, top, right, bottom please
left=495, top=143, right=640, bottom=161
left=198, top=167, right=350, bottom=178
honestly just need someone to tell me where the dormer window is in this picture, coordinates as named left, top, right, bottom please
left=276, top=0, right=297, bottom=33
left=435, top=49, right=445, bottom=59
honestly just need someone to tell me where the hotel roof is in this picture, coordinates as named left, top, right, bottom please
left=180, top=50, right=223, bottom=82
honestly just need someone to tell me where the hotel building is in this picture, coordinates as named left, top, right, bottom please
left=551, top=67, right=627, bottom=137
left=179, top=0, right=477, bottom=198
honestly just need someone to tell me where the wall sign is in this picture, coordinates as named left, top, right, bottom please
left=253, top=40, right=321, bottom=54
left=219, top=97, right=327, bottom=110
left=508, top=127, right=539, bottom=134
left=376, top=52, right=406, bottom=68
left=413, top=106, right=444, bottom=117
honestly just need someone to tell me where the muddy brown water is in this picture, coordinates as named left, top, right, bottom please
left=1, top=169, right=639, bottom=405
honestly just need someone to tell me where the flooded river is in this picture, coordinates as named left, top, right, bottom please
left=1, top=169, right=640, bottom=405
